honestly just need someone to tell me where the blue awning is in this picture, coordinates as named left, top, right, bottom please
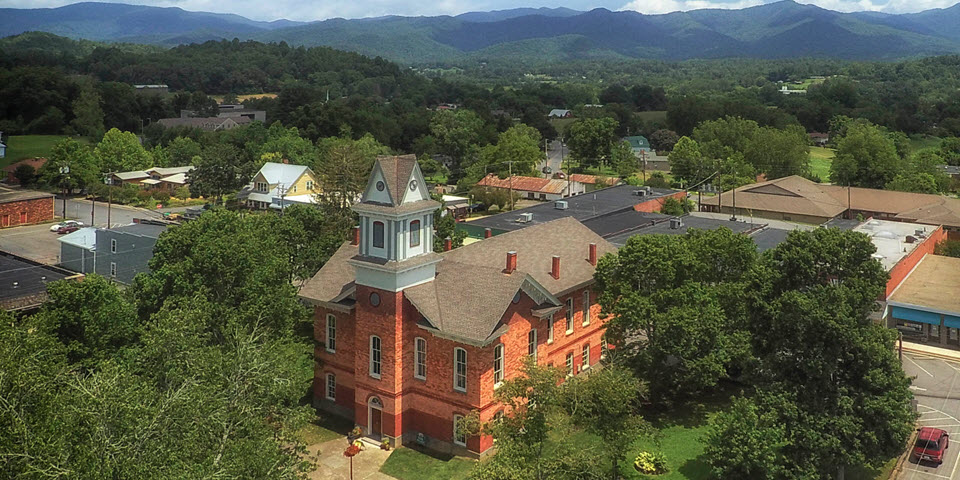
left=892, top=306, right=941, bottom=326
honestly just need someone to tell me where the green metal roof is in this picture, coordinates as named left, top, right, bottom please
left=624, top=136, right=650, bottom=150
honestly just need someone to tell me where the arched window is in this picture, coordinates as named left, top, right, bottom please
left=415, top=337, right=427, bottom=380
left=373, top=221, right=385, bottom=248
left=410, top=220, right=421, bottom=247
left=454, top=348, right=467, bottom=392
left=370, top=336, right=382, bottom=378
left=493, top=344, right=504, bottom=387
left=325, top=373, right=336, bottom=400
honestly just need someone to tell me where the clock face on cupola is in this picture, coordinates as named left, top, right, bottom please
left=349, top=155, right=441, bottom=293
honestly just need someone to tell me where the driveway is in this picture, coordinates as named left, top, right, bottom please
left=900, top=352, right=960, bottom=479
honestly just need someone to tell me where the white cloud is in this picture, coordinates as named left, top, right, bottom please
left=797, top=0, right=959, bottom=13
left=619, top=0, right=763, bottom=15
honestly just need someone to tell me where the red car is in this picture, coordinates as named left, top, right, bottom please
left=914, top=427, right=949, bottom=464
left=57, top=225, right=80, bottom=234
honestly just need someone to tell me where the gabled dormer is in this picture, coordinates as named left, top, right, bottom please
left=361, top=154, right=431, bottom=207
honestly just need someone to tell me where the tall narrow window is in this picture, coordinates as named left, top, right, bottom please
left=325, top=314, right=336, bottom=353
left=370, top=336, right=382, bottom=379
left=110, top=262, right=117, bottom=277
left=415, top=337, right=427, bottom=380
left=410, top=220, right=421, bottom=247
left=326, top=373, right=336, bottom=400
left=110, top=239, right=117, bottom=253
left=582, top=291, right=590, bottom=326
left=493, top=344, right=504, bottom=387
left=453, top=414, right=466, bottom=446
left=582, top=343, right=591, bottom=370
left=565, top=298, right=574, bottom=334
left=373, top=221, right=385, bottom=248
left=454, top=348, right=467, bottom=392
left=547, top=314, right=554, bottom=343
left=601, top=335, right=609, bottom=360
left=565, top=352, right=574, bottom=376
left=528, top=329, right=537, bottom=360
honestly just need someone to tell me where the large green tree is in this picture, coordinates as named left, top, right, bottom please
left=830, top=122, right=903, bottom=188
left=188, top=143, right=254, bottom=204
left=39, top=137, right=101, bottom=191
left=744, top=125, right=810, bottom=179
left=95, top=128, right=153, bottom=173
left=314, top=133, right=391, bottom=211
left=478, top=124, right=544, bottom=177
left=566, top=117, right=619, bottom=169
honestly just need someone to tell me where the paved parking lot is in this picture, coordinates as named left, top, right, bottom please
left=901, top=352, right=960, bottom=479
left=0, top=223, right=63, bottom=264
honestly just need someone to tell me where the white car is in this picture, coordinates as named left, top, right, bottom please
left=50, top=220, right=83, bottom=232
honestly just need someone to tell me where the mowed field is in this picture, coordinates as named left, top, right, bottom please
left=809, top=146, right=834, bottom=182
left=2, top=135, right=89, bottom=168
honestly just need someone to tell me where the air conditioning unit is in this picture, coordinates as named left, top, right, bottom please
left=669, top=217, right=683, bottom=230
left=554, top=200, right=568, bottom=210
left=634, top=190, right=647, bottom=197
left=516, top=212, right=534, bottom=223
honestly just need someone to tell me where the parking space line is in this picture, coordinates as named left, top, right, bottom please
left=918, top=418, right=956, bottom=423
left=903, top=467, right=952, bottom=479
left=907, top=355, right=936, bottom=377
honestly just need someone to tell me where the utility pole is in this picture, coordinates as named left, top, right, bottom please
left=847, top=184, right=852, bottom=219
left=507, top=163, right=514, bottom=211
left=278, top=183, right=287, bottom=215
left=58, top=165, right=70, bottom=219
left=640, top=149, right=647, bottom=181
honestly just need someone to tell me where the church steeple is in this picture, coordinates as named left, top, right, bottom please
left=349, top=155, right=441, bottom=292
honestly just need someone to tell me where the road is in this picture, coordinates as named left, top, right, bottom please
left=539, top=140, right=566, bottom=177
left=901, top=351, right=960, bottom=479
left=53, top=195, right=187, bottom=228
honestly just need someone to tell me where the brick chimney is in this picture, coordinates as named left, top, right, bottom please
left=444, top=237, right=452, bottom=252
left=588, top=243, right=597, bottom=266
left=505, top=251, right=517, bottom=274
left=551, top=255, right=561, bottom=280
left=484, top=228, right=492, bottom=239
left=351, top=226, right=360, bottom=245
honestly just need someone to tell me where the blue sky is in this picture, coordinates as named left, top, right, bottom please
left=1, top=0, right=957, bottom=21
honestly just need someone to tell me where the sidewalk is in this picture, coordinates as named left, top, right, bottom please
left=307, top=437, right=393, bottom=480
left=901, top=340, right=960, bottom=361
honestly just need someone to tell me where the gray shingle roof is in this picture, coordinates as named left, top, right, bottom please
left=372, top=155, right=418, bottom=207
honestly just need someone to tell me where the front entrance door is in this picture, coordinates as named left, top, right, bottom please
left=368, top=396, right=383, bottom=441
left=370, top=408, right=382, bottom=438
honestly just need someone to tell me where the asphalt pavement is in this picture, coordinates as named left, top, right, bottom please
left=901, top=352, right=960, bottom=479
left=53, top=195, right=187, bottom=228
left=538, top=140, right=566, bottom=177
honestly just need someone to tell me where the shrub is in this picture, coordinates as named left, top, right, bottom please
left=645, top=172, right=670, bottom=189
left=659, top=197, right=692, bottom=216
left=174, top=186, right=191, bottom=201
left=153, top=190, right=171, bottom=202
left=633, top=451, right=668, bottom=475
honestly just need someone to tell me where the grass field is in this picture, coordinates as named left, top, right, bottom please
left=380, top=446, right=476, bottom=480
left=809, top=146, right=835, bottom=181
left=636, top=110, right=667, bottom=123
left=296, top=414, right=353, bottom=446
left=2, top=135, right=89, bottom=168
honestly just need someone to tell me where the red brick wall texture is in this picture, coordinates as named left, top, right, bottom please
left=633, top=191, right=688, bottom=213
left=313, top=282, right=608, bottom=456
left=0, top=197, right=54, bottom=228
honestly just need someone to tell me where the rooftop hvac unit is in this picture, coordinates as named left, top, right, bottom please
left=643, top=186, right=652, bottom=193
left=516, top=212, right=534, bottom=223
left=669, top=217, right=683, bottom=230
left=555, top=200, right=568, bottom=210
left=915, top=229, right=927, bottom=237
left=634, top=190, right=647, bottom=197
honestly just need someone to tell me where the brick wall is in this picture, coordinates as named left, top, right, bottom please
left=886, top=225, right=947, bottom=298
left=0, top=197, right=54, bottom=228
left=314, top=304, right=357, bottom=415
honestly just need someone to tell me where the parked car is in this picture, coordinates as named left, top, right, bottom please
left=914, top=427, right=949, bottom=464
left=57, top=225, right=80, bottom=234
left=50, top=220, right=83, bottom=232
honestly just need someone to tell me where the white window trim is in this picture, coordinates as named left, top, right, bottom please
left=414, top=337, right=427, bottom=380
left=110, top=262, right=117, bottom=277
left=325, top=314, right=336, bottom=354
left=410, top=220, right=421, bottom=248
left=369, top=336, right=381, bottom=379
left=493, top=344, right=504, bottom=389
left=565, top=298, right=574, bottom=335
left=582, top=291, right=590, bottom=326
left=453, top=414, right=466, bottom=446
left=582, top=344, right=591, bottom=370
left=565, top=352, right=574, bottom=377
left=547, top=314, right=554, bottom=344
left=325, top=373, right=336, bottom=401
left=454, top=347, right=467, bottom=393
left=528, top=329, right=537, bottom=361
left=110, top=238, right=117, bottom=253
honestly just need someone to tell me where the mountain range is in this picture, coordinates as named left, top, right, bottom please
left=5, top=1, right=960, bottom=63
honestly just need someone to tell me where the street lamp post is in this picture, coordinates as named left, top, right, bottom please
left=58, top=165, right=70, bottom=219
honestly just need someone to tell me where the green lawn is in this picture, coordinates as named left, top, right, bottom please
left=380, top=446, right=476, bottom=480
left=636, top=110, right=667, bottom=123
left=296, top=414, right=354, bottom=446
left=2, top=135, right=89, bottom=168
left=909, top=135, right=942, bottom=153
left=809, top=146, right=835, bottom=182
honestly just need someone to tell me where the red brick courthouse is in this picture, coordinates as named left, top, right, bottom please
left=301, top=155, right=613, bottom=456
